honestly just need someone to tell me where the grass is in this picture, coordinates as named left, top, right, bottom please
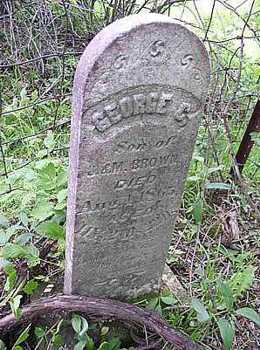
left=0, top=0, right=259, bottom=349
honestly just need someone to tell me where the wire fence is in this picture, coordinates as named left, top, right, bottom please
left=0, top=0, right=259, bottom=197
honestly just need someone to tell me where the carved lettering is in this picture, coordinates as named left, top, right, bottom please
left=114, top=174, right=156, bottom=190
left=150, top=40, right=165, bottom=57
left=175, top=102, right=191, bottom=127
left=146, top=92, right=159, bottom=113
left=131, top=153, right=174, bottom=171
left=92, top=111, right=111, bottom=132
left=116, top=140, right=147, bottom=153
left=87, top=161, right=125, bottom=176
left=133, top=94, right=146, bottom=115
left=83, top=199, right=120, bottom=213
left=115, top=135, right=176, bottom=154
left=65, top=16, right=210, bottom=300
left=156, top=93, right=173, bottom=114
left=92, top=89, right=177, bottom=132
left=78, top=183, right=178, bottom=216
left=86, top=153, right=177, bottom=177
left=104, top=103, right=122, bottom=124
left=119, top=96, right=133, bottom=118
left=114, top=54, right=128, bottom=69
left=181, top=54, right=193, bottom=67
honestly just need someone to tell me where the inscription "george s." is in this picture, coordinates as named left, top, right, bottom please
left=92, top=90, right=173, bottom=132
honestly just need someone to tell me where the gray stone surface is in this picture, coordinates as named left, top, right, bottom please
left=64, top=13, right=210, bottom=299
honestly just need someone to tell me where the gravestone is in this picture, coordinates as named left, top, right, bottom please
left=64, top=13, right=210, bottom=299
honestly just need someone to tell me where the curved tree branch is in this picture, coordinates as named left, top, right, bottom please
left=0, top=294, right=202, bottom=350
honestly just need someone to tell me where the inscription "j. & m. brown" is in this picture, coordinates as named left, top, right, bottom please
left=92, top=90, right=172, bottom=132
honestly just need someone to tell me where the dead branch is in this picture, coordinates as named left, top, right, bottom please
left=0, top=294, right=202, bottom=350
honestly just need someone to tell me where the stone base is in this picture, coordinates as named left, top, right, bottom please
left=161, top=264, right=186, bottom=299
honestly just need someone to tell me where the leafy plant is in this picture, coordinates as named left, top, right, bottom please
left=11, top=324, right=31, bottom=350
left=0, top=1, right=259, bottom=349
left=228, top=266, right=256, bottom=298
left=236, top=307, right=260, bottom=327
left=9, top=295, right=23, bottom=319
left=190, top=273, right=260, bottom=350
left=71, top=314, right=121, bottom=350
left=217, top=318, right=234, bottom=350
left=145, top=292, right=177, bottom=315
left=23, top=279, right=38, bottom=295
left=191, top=298, right=211, bottom=322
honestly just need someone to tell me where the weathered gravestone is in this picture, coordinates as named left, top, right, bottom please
left=64, top=13, right=210, bottom=300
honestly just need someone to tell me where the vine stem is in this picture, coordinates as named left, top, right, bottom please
left=0, top=294, right=202, bottom=350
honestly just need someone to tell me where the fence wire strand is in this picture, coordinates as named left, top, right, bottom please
left=0, top=0, right=259, bottom=190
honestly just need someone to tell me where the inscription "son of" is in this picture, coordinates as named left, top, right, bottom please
left=92, top=90, right=172, bottom=132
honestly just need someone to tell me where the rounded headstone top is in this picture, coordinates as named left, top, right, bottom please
left=65, top=14, right=211, bottom=299
left=73, top=13, right=210, bottom=119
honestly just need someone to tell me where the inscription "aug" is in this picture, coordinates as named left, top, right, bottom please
left=92, top=90, right=172, bottom=133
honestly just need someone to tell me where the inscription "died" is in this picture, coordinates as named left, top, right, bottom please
left=92, top=90, right=172, bottom=132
